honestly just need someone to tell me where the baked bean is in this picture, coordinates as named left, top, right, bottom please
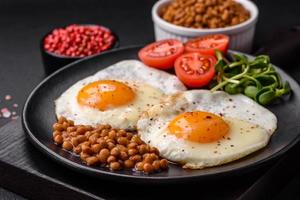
left=62, top=141, right=73, bottom=150
left=117, top=144, right=127, bottom=152
left=130, top=155, right=142, bottom=162
left=143, top=153, right=150, bottom=159
left=149, top=153, right=159, bottom=161
left=138, top=144, right=149, bottom=154
left=149, top=146, right=159, bottom=155
left=62, top=134, right=70, bottom=141
left=152, top=160, right=161, bottom=171
left=62, top=122, right=69, bottom=130
left=86, top=156, right=98, bottom=166
left=81, top=141, right=91, bottom=147
left=67, top=126, right=76, bottom=133
left=128, top=148, right=138, bottom=156
left=89, top=133, right=99, bottom=144
left=70, top=131, right=78, bottom=137
left=81, top=145, right=93, bottom=154
left=53, top=131, right=61, bottom=138
left=107, top=155, right=116, bottom=163
left=80, top=152, right=89, bottom=161
left=144, top=154, right=154, bottom=164
left=77, top=126, right=86, bottom=135
left=127, top=142, right=138, bottom=149
left=107, top=142, right=116, bottom=150
left=71, top=137, right=79, bottom=147
left=98, top=148, right=110, bottom=163
left=96, top=137, right=104, bottom=143
left=124, top=159, right=134, bottom=169
left=231, top=17, right=239, bottom=25
left=104, top=124, right=111, bottom=129
left=143, top=163, right=154, bottom=173
left=103, top=136, right=109, bottom=140
left=135, top=162, right=144, bottom=171
left=110, top=162, right=121, bottom=171
left=106, top=138, right=115, bottom=144
left=91, top=144, right=101, bottom=154
left=85, top=125, right=93, bottom=131
left=98, top=139, right=108, bottom=149
left=126, top=132, right=133, bottom=140
left=73, top=146, right=82, bottom=154
left=132, top=135, right=143, bottom=145
left=57, top=116, right=67, bottom=124
left=85, top=131, right=93, bottom=138
left=160, top=159, right=168, bottom=169
left=54, top=135, right=63, bottom=145
left=118, top=129, right=127, bottom=137
left=53, top=123, right=64, bottom=132
left=108, top=130, right=117, bottom=139
left=101, top=129, right=109, bottom=137
left=117, top=137, right=128, bottom=146
left=96, top=124, right=105, bottom=130
left=120, top=151, right=128, bottom=161
left=77, top=135, right=87, bottom=143
left=110, top=147, right=120, bottom=157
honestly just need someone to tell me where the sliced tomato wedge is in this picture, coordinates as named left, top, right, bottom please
left=185, top=34, right=229, bottom=56
left=174, top=52, right=216, bottom=88
left=138, top=39, right=184, bottom=69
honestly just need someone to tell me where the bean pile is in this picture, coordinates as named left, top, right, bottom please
left=52, top=117, right=168, bottom=173
left=161, top=0, right=250, bottom=29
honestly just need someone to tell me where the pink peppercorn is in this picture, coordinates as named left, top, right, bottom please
left=44, top=24, right=115, bottom=57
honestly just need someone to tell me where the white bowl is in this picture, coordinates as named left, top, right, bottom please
left=152, top=0, right=259, bottom=53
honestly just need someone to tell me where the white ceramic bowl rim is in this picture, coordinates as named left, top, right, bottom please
left=152, top=0, right=259, bottom=35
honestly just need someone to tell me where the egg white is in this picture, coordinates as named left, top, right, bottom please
left=55, top=60, right=186, bottom=130
left=137, top=90, right=277, bottom=169
left=94, top=60, right=187, bottom=94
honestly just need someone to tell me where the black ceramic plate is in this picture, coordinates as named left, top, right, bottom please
left=22, top=46, right=300, bottom=183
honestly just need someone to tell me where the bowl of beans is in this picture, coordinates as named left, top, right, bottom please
left=152, top=0, right=258, bottom=53
left=41, top=24, right=118, bottom=75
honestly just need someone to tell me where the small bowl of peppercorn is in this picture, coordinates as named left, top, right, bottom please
left=41, top=24, right=119, bottom=75
left=152, top=0, right=258, bottom=53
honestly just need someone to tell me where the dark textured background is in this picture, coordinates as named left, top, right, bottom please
left=1, top=0, right=300, bottom=199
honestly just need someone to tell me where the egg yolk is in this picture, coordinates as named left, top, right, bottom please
left=168, top=111, right=229, bottom=143
left=77, top=80, right=135, bottom=111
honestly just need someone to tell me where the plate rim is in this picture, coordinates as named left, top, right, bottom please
left=22, top=45, right=300, bottom=183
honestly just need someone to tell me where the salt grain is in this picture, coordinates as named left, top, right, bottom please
left=2, top=110, right=11, bottom=118
left=1, top=108, right=12, bottom=118
left=5, top=95, right=12, bottom=101
left=11, top=116, right=18, bottom=120
left=1, top=108, right=8, bottom=113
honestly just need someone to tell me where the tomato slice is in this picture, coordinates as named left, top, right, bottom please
left=185, top=34, right=229, bottom=56
left=174, top=52, right=216, bottom=88
left=138, top=39, right=184, bottom=69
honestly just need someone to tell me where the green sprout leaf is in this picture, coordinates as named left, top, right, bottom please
left=210, top=52, right=291, bottom=106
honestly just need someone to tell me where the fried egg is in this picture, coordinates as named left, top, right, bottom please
left=55, top=60, right=186, bottom=130
left=137, top=90, right=277, bottom=169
